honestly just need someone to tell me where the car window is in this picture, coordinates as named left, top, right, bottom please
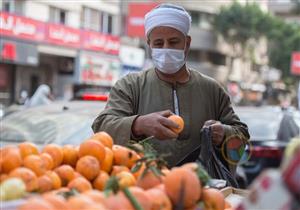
left=0, top=109, right=93, bottom=145
left=237, top=110, right=282, bottom=141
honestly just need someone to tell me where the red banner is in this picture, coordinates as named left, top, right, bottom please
left=127, top=3, right=157, bottom=38
left=0, top=12, right=120, bottom=54
left=0, top=12, right=45, bottom=41
left=291, top=52, right=300, bottom=75
left=81, top=30, right=120, bottom=55
left=46, top=23, right=81, bottom=48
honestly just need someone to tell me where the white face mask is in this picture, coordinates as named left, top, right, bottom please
left=151, top=48, right=186, bottom=74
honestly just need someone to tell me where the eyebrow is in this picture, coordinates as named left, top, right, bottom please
left=168, top=37, right=180, bottom=41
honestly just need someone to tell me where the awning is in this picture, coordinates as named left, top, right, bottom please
left=38, top=45, right=77, bottom=57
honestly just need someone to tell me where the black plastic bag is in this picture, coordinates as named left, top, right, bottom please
left=197, top=127, right=239, bottom=187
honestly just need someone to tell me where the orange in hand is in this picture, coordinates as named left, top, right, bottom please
left=167, top=115, right=184, bottom=134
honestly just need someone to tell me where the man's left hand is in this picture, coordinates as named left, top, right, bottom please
left=203, top=120, right=225, bottom=146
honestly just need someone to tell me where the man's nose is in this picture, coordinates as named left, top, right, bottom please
left=163, top=42, right=170, bottom=49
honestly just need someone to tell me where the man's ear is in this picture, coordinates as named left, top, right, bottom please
left=185, top=36, right=191, bottom=56
left=186, top=36, right=191, bottom=51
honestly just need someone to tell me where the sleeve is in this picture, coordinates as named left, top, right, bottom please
left=91, top=76, right=139, bottom=145
left=216, top=85, right=250, bottom=141
left=215, top=85, right=250, bottom=175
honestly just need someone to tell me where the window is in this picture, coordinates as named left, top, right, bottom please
left=102, top=12, right=113, bottom=34
left=82, top=7, right=101, bottom=31
left=50, top=7, right=67, bottom=24
left=189, top=10, right=214, bottom=30
left=1, top=0, right=23, bottom=14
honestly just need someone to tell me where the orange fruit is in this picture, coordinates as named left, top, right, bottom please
left=104, top=192, right=134, bottom=210
left=182, top=162, right=198, bottom=172
left=67, top=194, right=95, bottom=210
left=42, top=144, right=64, bottom=168
left=54, top=165, right=76, bottom=186
left=110, top=165, right=130, bottom=176
left=202, top=188, right=225, bottom=210
left=0, top=174, right=8, bottom=183
left=164, top=167, right=201, bottom=208
left=45, top=171, right=62, bottom=190
left=167, top=115, right=184, bottom=134
left=147, top=188, right=172, bottom=210
left=68, top=177, right=92, bottom=193
left=9, top=167, right=38, bottom=192
left=93, top=170, right=110, bottom=191
left=102, top=147, right=114, bottom=173
left=91, top=131, right=114, bottom=149
left=37, top=175, right=53, bottom=193
left=128, top=186, right=152, bottom=210
left=1, top=147, right=22, bottom=173
left=62, top=145, right=79, bottom=167
left=78, top=140, right=106, bottom=165
left=116, top=171, right=136, bottom=189
left=137, top=169, right=163, bottom=190
left=83, top=190, right=106, bottom=203
left=154, top=183, right=166, bottom=192
left=74, top=171, right=83, bottom=179
left=112, top=145, right=140, bottom=169
left=18, top=142, right=39, bottom=159
left=19, top=198, right=54, bottom=210
left=23, top=154, right=47, bottom=176
left=42, top=194, right=68, bottom=210
left=40, top=153, right=54, bottom=170
left=76, top=156, right=100, bottom=181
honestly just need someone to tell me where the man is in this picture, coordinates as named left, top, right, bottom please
left=92, top=4, right=249, bottom=167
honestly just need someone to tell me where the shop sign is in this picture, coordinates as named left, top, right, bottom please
left=127, top=3, right=157, bottom=38
left=79, top=53, right=120, bottom=86
left=291, top=52, right=300, bottom=75
left=46, top=23, right=81, bottom=48
left=119, top=46, right=145, bottom=68
left=0, top=12, right=45, bottom=42
left=0, top=40, right=38, bottom=66
left=82, top=30, right=120, bottom=55
left=0, top=12, right=120, bottom=54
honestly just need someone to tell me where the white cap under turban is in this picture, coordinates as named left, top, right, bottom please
left=144, top=3, right=192, bottom=37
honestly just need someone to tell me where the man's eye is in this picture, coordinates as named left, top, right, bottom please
left=170, top=41, right=179, bottom=45
left=154, top=43, right=163, bottom=47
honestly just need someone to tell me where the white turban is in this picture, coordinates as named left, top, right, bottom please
left=144, top=4, right=192, bottom=37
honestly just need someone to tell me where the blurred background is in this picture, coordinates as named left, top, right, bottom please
left=0, top=0, right=299, bottom=108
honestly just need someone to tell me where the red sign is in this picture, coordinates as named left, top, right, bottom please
left=291, top=52, right=300, bottom=75
left=81, top=30, right=120, bottom=55
left=46, top=23, right=81, bottom=48
left=0, top=12, right=45, bottom=41
left=1, top=42, right=16, bottom=61
left=127, top=3, right=157, bottom=38
left=0, top=12, right=120, bottom=54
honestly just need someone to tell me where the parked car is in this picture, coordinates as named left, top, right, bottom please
left=235, top=106, right=300, bottom=184
left=0, top=100, right=106, bottom=148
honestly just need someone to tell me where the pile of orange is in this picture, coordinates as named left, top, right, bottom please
left=1, top=116, right=232, bottom=210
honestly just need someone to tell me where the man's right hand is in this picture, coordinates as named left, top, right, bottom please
left=132, top=110, right=179, bottom=140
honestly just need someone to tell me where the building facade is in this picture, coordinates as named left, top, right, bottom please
left=0, top=0, right=121, bottom=106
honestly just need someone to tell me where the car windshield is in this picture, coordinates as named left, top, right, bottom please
left=235, top=107, right=282, bottom=141
left=0, top=101, right=104, bottom=145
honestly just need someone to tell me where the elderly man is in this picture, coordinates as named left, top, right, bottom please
left=92, top=3, right=249, bottom=167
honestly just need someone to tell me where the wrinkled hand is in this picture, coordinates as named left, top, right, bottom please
left=203, top=120, right=225, bottom=146
left=132, top=110, right=179, bottom=140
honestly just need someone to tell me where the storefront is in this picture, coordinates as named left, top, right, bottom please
left=0, top=38, right=39, bottom=105
left=0, top=11, right=121, bottom=104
